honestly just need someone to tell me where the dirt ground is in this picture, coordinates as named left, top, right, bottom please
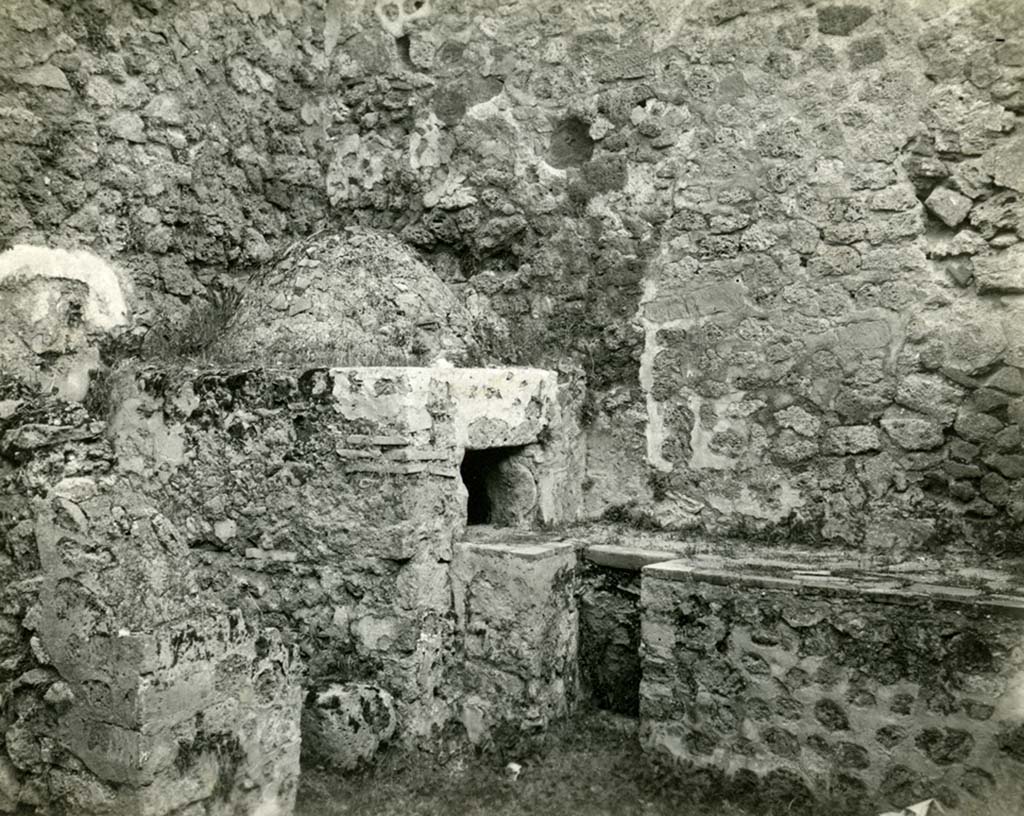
left=295, top=713, right=754, bottom=816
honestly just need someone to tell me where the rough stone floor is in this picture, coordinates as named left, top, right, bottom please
left=295, top=713, right=752, bottom=816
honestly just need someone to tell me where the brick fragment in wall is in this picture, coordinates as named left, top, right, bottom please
left=385, top=448, right=449, bottom=461
left=347, top=434, right=413, bottom=446
left=345, top=461, right=429, bottom=475
left=335, top=447, right=381, bottom=459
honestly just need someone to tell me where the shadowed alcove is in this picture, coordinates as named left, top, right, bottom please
left=460, top=446, right=536, bottom=526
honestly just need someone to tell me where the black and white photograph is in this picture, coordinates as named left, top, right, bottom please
left=1, top=0, right=1023, bottom=814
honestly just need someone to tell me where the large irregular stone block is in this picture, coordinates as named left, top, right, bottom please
left=27, top=493, right=303, bottom=816
left=445, top=367, right=559, bottom=450
left=451, top=531, right=578, bottom=744
left=301, top=683, right=398, bottom=771
left=329, top=364, right=564, bottom=453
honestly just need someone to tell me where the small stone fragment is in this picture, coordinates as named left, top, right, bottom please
left=954, top=410, right=1003, bottom=443
left=975, top=245, right=1024, bottom=294
left=950, top=480, right=977, bottom=501
left=848, top=35, right=885, bottom=68
left=43, top=681, right=75, bottom=713
left=997, top=723, right=1024, bottom=762
left=880, top=408, right=944, bottom=450
left=987, top=366, right=1024, bottom=395
left=143, top=92, right=185, bottom=125
left=823, top=426, right=882, bottom=455
left=775, top=405, right=820, bottom=437
left=980, top=134, right=1024, bottom=193
left=817, top=5, right=872, bottom=36
left=13, top=64, right=71, bottom=91
left=896, top=374, right=964, bottom=425
left=107, top=112, right=146, bottom=143
left=835, top=741, right=871, bottom=769
left=980, top=472, right=1009, bottom=505
left=815, top=699, right=850, bottom=731
left=986, top=454, right=1024, bottom=480
left=915, top=727, right=974, bottom=765
left=764, top=726, right=800, bottom=758
left=925, top=187, right=973, bottom=228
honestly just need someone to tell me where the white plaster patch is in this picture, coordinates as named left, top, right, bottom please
left=423, top=170, right=476, bottom=209
left=374, top=0, right=431, bottom=37
left=0, top=244, right=128, bottom=331
left=331, top=367, right=436, bottom=432
left=409, top=112, right=448, bottom=172
left=108, top=395, right=187, bottom=473
left=443, top=366, right=558, bottom=449
left=705, top=482, right=805, bottom=522
left=323, top=0, right=348, bottom=56
left=639, top=280, right=672, bottom=473
left=687, top=394, right=740, bottom=471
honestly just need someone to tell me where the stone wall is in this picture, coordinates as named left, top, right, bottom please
left=4, top=0, right=1023, bottom=549
left=0, top=388, right=301, bottom=815
left=0, top=245, right=131, bottom=401
left=629, top=1, right=1024, bottom=550
left=110, top=363, right=465, bottom=760
left=641, top=559, right=1024, bottom=814
left=106, top=363, right=580, bottom=765
left=0, top=361, right=580, bottom=807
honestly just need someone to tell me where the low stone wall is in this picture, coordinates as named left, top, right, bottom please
left=12, top=350, right=1024, bottom=813
left=640, top=560, right=1024, bottom=813
left=451, top=530, right=578, bottom=746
